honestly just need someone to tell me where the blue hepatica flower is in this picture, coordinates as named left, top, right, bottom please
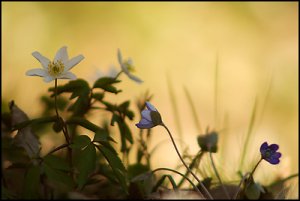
left=260, top=142, right=282, bottom=165
left=136, top=102, right=163, bottom=129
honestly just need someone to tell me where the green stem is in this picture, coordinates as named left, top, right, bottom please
left=152, top=168, right=204, bottom=198
left=177, top=151, right=203, bottom=187
left=235, top=158, right=262, bottom=199
left=250, top=158, right=262, bottom=177
left=233, top=172, right=250, bottom=199
left=45, top=143, right=69, bottom=156
left=209, top=152, right=230, bottom=199
left=54, top=79, right=73, bottom=174
left=162, top=124, right=213, bottom=200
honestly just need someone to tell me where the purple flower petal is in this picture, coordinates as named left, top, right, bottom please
left=273, top=152, right=282, bottom=159
left=141, top=110, right=152, bottom=122
left=145, top=102, right=157, bottom=112
left=269, top=144, right=279, bottom=152
left=260, top=142, right=268, bottom=154
left=267, top=158, right=280, bottom=165
left=136, top=122, right=154, bottom=129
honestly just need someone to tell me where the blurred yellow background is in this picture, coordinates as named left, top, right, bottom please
left=2, top=2, right=298, bottom=197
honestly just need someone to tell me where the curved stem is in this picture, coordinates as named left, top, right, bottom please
left=250, top=158, right=262, bottom=177
left=152, top=168, right=204, bottom=198
left=177, top=151, right=203, bottom=188
left=234, top=158, right=263, bottom=199
left=233, top=172, right=250, bottom=199
left=162, top=124, right=213, bottom=200
left=209, top=152, right=230, bottom=199
left=45, top=143, right=69, bottom=156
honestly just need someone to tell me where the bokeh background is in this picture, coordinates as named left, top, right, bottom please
left=2, top=2, right=298, bottom=197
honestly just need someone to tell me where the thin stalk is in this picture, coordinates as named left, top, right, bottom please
left=162, top=124, right=213, bottom=200
left=214, top=53, right=219, bottom=128
left=209, top=152, right=230, bottom=199
left=250, top=158, right=262, bottom=177
left=177, top=151, right=204, bottom=187
left=152, top=168, right=204, bottom=198
left=166, top=75, right=183, bottom=150
left=233, top=172, right=250, bottom=199
left=54, top=79, right=73, bottom=173
left=235, top=158, right=263, bottom=199
left=45, top=143, right=69, bottom=156
left=183, top=86, right=203, bottom=133
left=239, top=98, right=258, bottom=171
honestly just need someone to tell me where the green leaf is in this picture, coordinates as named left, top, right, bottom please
left=152, top=174, right=177, bottom=192
left=75, top=144, right=96, bottom=189
left=91, top=92, right=104, bottom=101
left=102, top=101, right=117, bottom=112
left=94, top=77, right=121, bottom=87
left=43, top=154, right=70, bottom=171
left=129, top=171, right=154, bottom=199
left=23, top=165, right=41, bottom=199
left=245, top=182, right=261, bottom=200
left=127, top=164, right=150, bottom=181
left=93, top=77, right=122, bottom=93
left=118, top=101, right=134, bottom=120
left=49, top=79, right=91, bottom=116
left=93, top=129, right=109, bottom=142
left=43, top=163, right=75, bottom=191
left=67, top=117, right=101, bottom=132
left=96, top=145, right=127, bottom=193
left=70, top=135, right=91, bottom=149
left=117, top=120, right=133, bottom=152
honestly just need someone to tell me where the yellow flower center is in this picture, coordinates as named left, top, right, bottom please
left=124, top=61, right=135, bottom=72
left=48, top=60, right=65, bottom=77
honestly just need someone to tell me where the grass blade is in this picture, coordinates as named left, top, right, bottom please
left=238, top=97, right=258, bottom=171
left=183, top=86, right=203, bottom=134
left=166, top=74, right=183, bottom=150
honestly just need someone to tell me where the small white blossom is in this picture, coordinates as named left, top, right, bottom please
left=26, top=46, right=84, bottom=82
left=117, top=48, right=143, bottom=83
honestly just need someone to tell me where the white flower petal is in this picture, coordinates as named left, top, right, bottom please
left=26, top=68, right=47, bottom=77
left=54, top=46, right=68, bottom=63
left=43, top=76, right=55, bottom=83
left=146, top=102, right=157, bottom=111
left=127, top=72, right=143, bottom=83
left=117, top=48, right=123, bottom=65
left=57, top=71, right=77, bottom=80
left=65, top=55, right=84, bottom=71
left=32, top=51, right=50, bottom=69
left=141, top=110, right=152, bottom=122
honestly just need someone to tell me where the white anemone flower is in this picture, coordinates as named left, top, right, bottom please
left=26, top=46, right=84, bottom=82
left=117, top=48, right=143, bottom=83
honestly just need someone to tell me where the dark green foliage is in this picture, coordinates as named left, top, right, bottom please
left=96, top=145, right=128, bottom=194
left=93, top=77, right=122, bottom=94
left=75, top=143, right=96, bottom=189
left=23, top=166, right=41, bottom=199
left=49, top=79, right=91, bottom=116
